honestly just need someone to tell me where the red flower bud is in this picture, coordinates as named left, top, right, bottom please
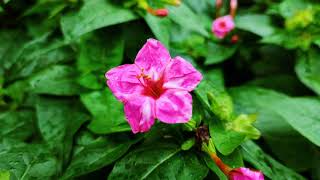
left=154, top=8, right=169, bottom=17
left=147, top=8, right=169, bottom=17
left=231, top=35, right=239, bottom=44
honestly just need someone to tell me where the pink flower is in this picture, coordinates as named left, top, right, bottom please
left=229, top=167, right=264, bottom=180
left=212, top=15, right=235, bottom=39
left=105, top=39, right=203, bottom=133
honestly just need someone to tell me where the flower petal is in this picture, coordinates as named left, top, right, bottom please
left=105, top=64, right=143, bottom=101
left=229, top=168, right=264, bottom=180
left=134, top=39, right=171, bottom=80
left=163, top=56, right=202, bottom=91
left=156, top=90, right=192, bottom=124
left=124, top=95, right=156, bottom=133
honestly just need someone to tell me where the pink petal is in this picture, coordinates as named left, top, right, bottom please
left=156, top=90, right=192, bottom=124
left=105, top=64, right=143, bottom=101
left=229, top=168, right=264, bottom=180
left=163, top=56, right=203, bottom=91
left=134, top=39, right=171, bottom=80
left=124, top=95, right=156, bottom=133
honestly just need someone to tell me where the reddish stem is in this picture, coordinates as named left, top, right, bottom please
left=209, top=152, right=232, bottom=175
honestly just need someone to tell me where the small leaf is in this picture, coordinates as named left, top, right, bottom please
left=209, top=119, right=246, bottom=155
left=205, top=43, right=237, bottom=65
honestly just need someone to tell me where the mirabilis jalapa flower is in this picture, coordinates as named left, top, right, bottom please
left=206, top=145, right=264, bottom=180
left=105, top=39, right=203, bottom=133
left=229, top=167, right=264, bottom=180
left=212, top=15, right=235, bottom=39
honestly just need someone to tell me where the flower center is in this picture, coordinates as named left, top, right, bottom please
left=143, top=78, right=165, bottom=99
left=219, top=21, right=226, bottom=28
left=137, top=73, right=165, bottom=99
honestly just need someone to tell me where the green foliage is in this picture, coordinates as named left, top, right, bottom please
left=1, top=0, right=319, bottom=179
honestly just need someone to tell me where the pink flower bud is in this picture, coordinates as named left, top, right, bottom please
left=212, top=15, right=235, bottom=39
left=154, top=8, right=169, bottom=17
left=229, top=167, right=264, bottom=180
left=147, top=8, right=169, bottom=17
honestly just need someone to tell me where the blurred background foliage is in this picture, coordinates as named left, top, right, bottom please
left=0, top=0, right=319, bottom=179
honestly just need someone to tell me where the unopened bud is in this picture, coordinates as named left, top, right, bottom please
left=230, top=0, right=237, bottom=17
left=154, top=8, right=169, bottom=17
left=147, top=8, right=169, bottom=17
left=231, top=35, right=239, bottom=44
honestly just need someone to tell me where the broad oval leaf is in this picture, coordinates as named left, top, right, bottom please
left=108, top=143, right=208, bottom=180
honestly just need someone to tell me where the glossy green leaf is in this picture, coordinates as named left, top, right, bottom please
left=168, top=4, right=209, bottom=37
left=28, top=65, right=81, bottom=95
left=36, top=97, right=89, bottom=165
left=61, top=0, right=139, bottom=40
left=0, top=139, right=59, bottom=180
left=80, top=88, right=130, bottom=134
left=109, top=143, right=208, bottom=180
left=229, top=86, right=320, bottom=146
left=295, top=48, right=320, bottom=96
left=235, top=14, right=276, bottom=37
left=0, top=110, right=35, bottom=141
left=241, top=141, right=306, bottom=180
left=230, top=87, right=316, bottom=170
left=209, top=119, right=246, bottom=155
left=8, top=33, right=73, bottom=81
left=62, top=131, right=136, bottom=179
left=144, top=13, right=171, bottom=48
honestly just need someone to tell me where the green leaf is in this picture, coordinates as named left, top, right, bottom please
left=77, top=29, right=124, bottom=89
left=0, top=170, right=10, bottom=180
left=80, top=88, right=131, bottom=134
left=229, top=86, right=320, bottom=146
left=144, top=13, right=171, bottom=48
left=205, top=43, right=237, bottom=65
left=0, top=110, right=35, bottom=141
left=60, top=0, right=139, bottom=40
left=278, top=0, right=310, bottom=18
left=168, top=4, right=209, bottom=37
left=241, top=141, right=306, bottom=180
left=0, top=29, right=28, bottom=73
left=0, top=139, right=59, bottom=180
left=8, top=33, right=73, bottom=81
left=36, top=97, right=89, bottom=166
left=78, top=29, right=124, bottom=73
left=295, top=48, right=320, bottom=96
left=109, top=143, right=208, bottom=180
left=62, top=131, right=136, bottom=179
left=209, top=119, right=246, bottom=155
left=235, top=14, right=276, bottom=37
left=230, top=87, right=316, bottom=170
left=28, top=65, right=81, bottom=95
